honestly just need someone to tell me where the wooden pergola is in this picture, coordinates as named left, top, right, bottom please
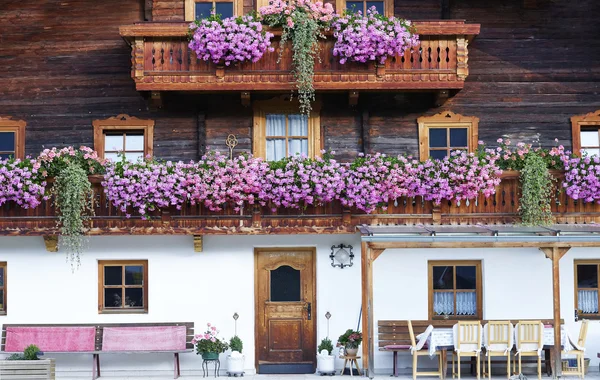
left=358, top=224, right=600, bottom=378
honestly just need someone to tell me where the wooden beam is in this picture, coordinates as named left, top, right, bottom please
left=361, top=241, right=375, bottom=377
left=369, top=241, right=600, bottom=250
left=43, top=236, right=58, bottom=252
left=197, top=112, right=206, bottom=159
left=241, top=92, right=251, bottom=107
left=149, top=91, right=163, bottom=110
left=144, top=0, right=153, bottom=21
left=372, top=249, right=385, bottom=261
left=361, top=110, right=370, bottom=154
left=434, top=90, right=449, bottom=107
left=193, top=235, right=203, bottom=252
left=349, top=91, right=359, bottom=107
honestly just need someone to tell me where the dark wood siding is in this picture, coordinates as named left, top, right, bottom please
left=1, top=0, right=599, bottom=162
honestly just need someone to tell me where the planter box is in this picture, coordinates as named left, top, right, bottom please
left=0, top=359, right=55, bottom=379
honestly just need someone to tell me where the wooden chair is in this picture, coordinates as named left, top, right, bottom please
left=452, top=321, right=482, bottom=380
left=515, top=321, right=543, bottom=380
left=563, top=320, right=589, bottom=378
left=408, top=320, right=442, bottom=380
left=483, top=321, right=513, bottom=379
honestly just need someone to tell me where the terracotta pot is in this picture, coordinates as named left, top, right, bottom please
left=345, top=347, right=358, bottom=356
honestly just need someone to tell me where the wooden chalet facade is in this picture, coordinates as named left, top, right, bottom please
left=1, top=0, right=600, bottom=378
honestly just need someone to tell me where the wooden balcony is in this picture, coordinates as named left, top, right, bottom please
left=1, top=172, right=599, bottom=236
left=118, top=21, right=480, bottom=92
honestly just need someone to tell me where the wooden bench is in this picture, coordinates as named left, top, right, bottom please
left=1, top=322, right=194, bottom=379
left=378, top=319, right=564, bottom=377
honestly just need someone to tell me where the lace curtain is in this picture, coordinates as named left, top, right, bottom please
left=578, top=290, right=598, bottom=313
left=266, top=114, right=308, bottom=161
left=434, top=292, right=476, bottom=316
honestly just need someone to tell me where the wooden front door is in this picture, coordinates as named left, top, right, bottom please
left=255, top=248, right=316, bottom=373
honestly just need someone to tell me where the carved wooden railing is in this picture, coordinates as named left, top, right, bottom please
left=1, top=172, right=599, bottom=236
left=118, top=21, right=480, bottom=92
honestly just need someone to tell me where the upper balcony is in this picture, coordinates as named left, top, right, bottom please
left=118, top=21, right=480, bottom=92
left=1, top=172, right=599, bottom=237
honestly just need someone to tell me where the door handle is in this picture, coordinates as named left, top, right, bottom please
left=306, top=302, right=312, bottom=320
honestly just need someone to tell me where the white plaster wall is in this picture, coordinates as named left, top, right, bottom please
left=0, top=234, right=361, bottom=378
left=373, top=247, right=600, bottom=375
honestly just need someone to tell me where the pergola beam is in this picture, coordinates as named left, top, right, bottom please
left=368, top=241, right=599, bottom=249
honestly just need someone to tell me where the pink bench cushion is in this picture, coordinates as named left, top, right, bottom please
left=102, top=326, right=187, bottom=351
left=5, top=327, right=96, bottom=352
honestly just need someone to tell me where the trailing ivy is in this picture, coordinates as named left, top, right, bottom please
left=52, top=162, right=95, bottom=269
left=519, top=153, right=554, bottom=226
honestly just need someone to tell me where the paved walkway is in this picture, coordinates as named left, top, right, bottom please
left=58, top=373, right=599, bottom=379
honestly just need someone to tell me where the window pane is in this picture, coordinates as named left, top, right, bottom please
left=124, top=288, right=144, bottom=307
left=432, top=266, right=453, bottom=289
left=449, top=128, right=468, bottom=147
left=430, top=150, right=448, bottom=160
left=346, top=1, right=363, bottom=12
left=0, top=132, right=15, bottom=152
left=105, top=288, right=122, bottom=308
left=581, top=130, right=599, bottom=147
left=456, top=266, right=476, bottom=289
left=266, top=139, right=286, bottom=161
left=215, top=2, right=233, bottom=18
left=288, top=114, right=308, bottom=136
left=577, top=265, right=598, bottom=288
left=105, top=134, right=124, bottom=151
left=0, top=267, right=4, bottom=287
left=366, top=0, right=384, bottom=14
left=270, top=265, right=300, bottom=301
left=195, top=2, right=213, bottom=19
left=0, top=289, right=4, bottom=310
left=104, top=152, right=120, bottom=162
left=125, top=266, right=144, bottom=285
left=266, top=114, right=286, bottom=136
left=288, top=139, right=308, bottom=157
left=126, top=134, right=144, bottom=151
left=583, top=148, right=600, bottom=157
left=429, top=129, right=447, bottom=148
left=104, top=266, right=123, bottom=286
left=124, top=152, right=144, bottom=162
left=0, top=153, right=12, bottom=160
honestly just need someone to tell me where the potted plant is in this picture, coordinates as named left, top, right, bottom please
left=193, top=323, right=229, bottom=360
left=0, top=344, right=55, bottom=379
left=337, top=329, right=362, bottom=357
left=317, top=337, right=335, bottom=375
left=226, top=335, right=245, bottom=376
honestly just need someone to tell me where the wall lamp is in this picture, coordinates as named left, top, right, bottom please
left=330, top=244, right=354, bottom=269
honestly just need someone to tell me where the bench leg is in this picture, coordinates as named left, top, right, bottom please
left=92, top=354, right=100, bottom=380
left=393, top=351, right=398, bottom=377
left=174, top=353, right=181, bottom=379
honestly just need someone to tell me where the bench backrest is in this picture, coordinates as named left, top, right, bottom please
left=377, top=319, right=563, bottom=348
left=1, top=322, right=194, bottom=353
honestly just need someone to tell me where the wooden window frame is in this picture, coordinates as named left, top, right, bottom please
left=185, top=0, right=243, bottom=21
left=417, top=111, right=479, bottom=161
left=0, top=262, right=6, bottom=316
left=428, top=260, right=483, bottom=320
left=574, top=259, right=600, bottom=320
left=92, top=114, right=154, bottom=160
left=335, top=0, right=393, bottom=17
left=252, top=99, right=322, bottom=160
left=571, top=110, right=600, bottom=156
left=98, top=260, right=148, bottom=314
left=0, top=117, right=26, bottom=160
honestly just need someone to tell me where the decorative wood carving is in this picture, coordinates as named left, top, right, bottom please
left=43, top=236, right=58, bottom=252
left=133, top=37, right=144, bottom=80
left=456, top=37, right=469, bottom=81
left=193, top=235, right=203, bottom=252
left=571, top=110, right=600, bottom=155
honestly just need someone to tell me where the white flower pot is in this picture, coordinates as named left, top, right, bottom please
left=317, top=351, right=335, bottom=375
left=227, top=352, right=245, bottom=376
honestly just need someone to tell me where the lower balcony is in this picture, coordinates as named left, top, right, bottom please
left=1, top=172, right=599, bottom=236
left=118, top=21, right=479, bottom=92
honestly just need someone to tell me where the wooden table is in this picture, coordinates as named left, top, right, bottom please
left=339, top=355, right=362, bottom=376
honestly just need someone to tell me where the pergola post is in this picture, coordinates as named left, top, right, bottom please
left=361, top=242, right=384, bottom=379
left=540, top=246, right=570, bottom=379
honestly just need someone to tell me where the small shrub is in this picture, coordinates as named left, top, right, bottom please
left=230, top=336, right=243, bottom=353
left=318, top=337, right=333, bottom=355
left=6, top=344, right=40, bottom=360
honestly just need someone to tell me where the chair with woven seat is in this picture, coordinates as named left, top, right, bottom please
left=515, top=321, right=543, bottom=380
left=452, top=321, right=482, bottom=380
left=408, top=320, right=442, bottom=380
left=562, top=319, right=589, bottom=378
left=483, top=321, right=513, bottom=379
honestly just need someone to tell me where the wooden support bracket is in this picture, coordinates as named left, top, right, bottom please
left=150, top=91, right=163, bottom=110
left=349, top=91, right=359, bottom=107
left=372, top=248, right=385, bottom=261
left=540, top=247, right=570, bottom=260
left=434, top=90, right=449, bottom=107
left=241, top=92, right=251, bottom=107
left=43, top=236, right=58, bottom=252
left=193, top=235, right=203, bottom=252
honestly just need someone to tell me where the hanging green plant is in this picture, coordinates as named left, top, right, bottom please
left=519, top=153, right=554, bottom=226
left=260, top=0, right=334, bottom=114
left=52, top=162, right=95, bottom=269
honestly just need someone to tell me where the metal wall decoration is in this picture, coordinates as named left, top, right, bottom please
left=226, top=134, right=238, bottom=159
left=330, top=244, right=354, bottom=269
left=325, top=311, right=331, bottom=337
left=233, top=312, right=239, bottom=335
